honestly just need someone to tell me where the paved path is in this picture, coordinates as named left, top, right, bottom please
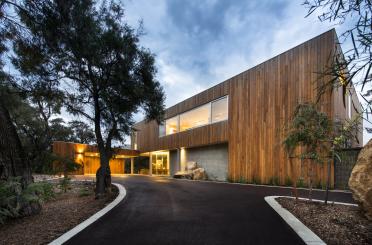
left=66, top=175, right=353, bottom=245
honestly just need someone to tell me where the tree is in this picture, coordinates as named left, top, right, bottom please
left=13, top=0, right=165, bottom=198
left=0, top=0, right=33, bottom=186
left=284, top=102, right=361, bottom=203
left=304, top=0, right=372, bottom=115
left=284, top=103, right=332, bottom=201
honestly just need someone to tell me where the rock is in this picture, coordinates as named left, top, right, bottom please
left=349, top=139, right=372, bottom=220
left=192, top=168, right=206, bottom=180
left=186, top=161, right=197, bottom=171
left=174, top=171, right=193, bottom=179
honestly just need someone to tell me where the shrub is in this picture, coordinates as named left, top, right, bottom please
left=284, top=176, right=293, bottom=186
left=79, top=187, right=91, bottom=197
left=0, top=178, right=54, bottom=224
left=59, top=177, right=71, bottom=193
left=268, top=176, right=280, bottom=186
left=252, top=176, right=261, bottom=185
left=297, top=178, right=306, bottom=188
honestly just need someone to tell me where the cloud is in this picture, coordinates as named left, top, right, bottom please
left=123, top=0, right=371, bottom=144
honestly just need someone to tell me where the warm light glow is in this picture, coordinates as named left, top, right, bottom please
left=84, top=152, right=100, bottom=157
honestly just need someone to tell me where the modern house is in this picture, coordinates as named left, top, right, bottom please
left=53, top=29, right=362, bottom=187
left=131, top=29, right=362, bottom=185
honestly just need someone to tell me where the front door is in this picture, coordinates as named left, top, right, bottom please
left=151, top=151, right=169, bottom=175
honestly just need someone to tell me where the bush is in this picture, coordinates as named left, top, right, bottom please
left=0, top=178, right=54, bottom=224
left=284, top=176, right=293, bottom=186
left=297, top=178, right=306, bottom=188
left=268, top=176, right=280, bottom=186
left=59, top=177, right=71, bottom=193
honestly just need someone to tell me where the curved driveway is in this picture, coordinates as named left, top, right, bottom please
left=66, top=175, right=353, bottom=245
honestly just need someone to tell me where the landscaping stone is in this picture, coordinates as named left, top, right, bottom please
left=349, top=138, right=372, bottom=220
left=186, top=161, right=197, bottom=171
left=173, top=171, right=193, bottom=179
left=192, top=168, right=206, bottom=180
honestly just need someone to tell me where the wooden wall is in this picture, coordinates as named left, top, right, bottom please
left=133, top=29, right=362, bottom=187
left=133, top=82, right=229, bottom=152
left=52, top=141, right=138, bottom=175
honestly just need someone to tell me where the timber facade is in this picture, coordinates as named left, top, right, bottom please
left=131, top=29, right=362, bottom=186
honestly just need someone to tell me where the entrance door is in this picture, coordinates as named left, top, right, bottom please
left=151, top=151, right=169, bottom=175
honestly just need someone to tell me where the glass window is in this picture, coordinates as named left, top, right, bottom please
left=159, top=123, right=165, bottom=137
left=165, top=116, right=179, bottom=135
left=180, top=103, right=211, bottom=131
left=211, top=96, right=228, bottom=123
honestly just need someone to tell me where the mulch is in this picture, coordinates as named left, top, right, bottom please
left=0, top=182, right=118, bottom=245
left=277, top=197, right=372, bottom=245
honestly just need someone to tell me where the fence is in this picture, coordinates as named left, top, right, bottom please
left=334, top=147, right=362, bottom=189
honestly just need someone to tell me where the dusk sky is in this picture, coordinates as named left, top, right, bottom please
left=122, top=0, right=371, bottom=145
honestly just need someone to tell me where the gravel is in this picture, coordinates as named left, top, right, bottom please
left=0, top=182, right=118, bottom=245
left=277, top=197, right=372, bottom=245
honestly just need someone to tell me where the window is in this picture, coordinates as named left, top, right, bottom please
left=165, top=116, right=179, bottom=135
left=159, top=123, right=165, bottom=137
left=159, top=96, right=228, bottom=137
left=211, top=96, right=228, bottom=123
left=180, top=103, right=210, bottom=131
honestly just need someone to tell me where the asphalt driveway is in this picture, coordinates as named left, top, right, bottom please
left=66, top=175, right=354, bottom=245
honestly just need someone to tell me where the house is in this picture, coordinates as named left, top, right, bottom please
left=53, top=29, right=362, bottom=187
left=131, top=29, right=362, bottom=186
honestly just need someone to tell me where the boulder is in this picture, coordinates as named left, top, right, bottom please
left=174, top=171, right=193, bottom=179
left=192, top=168, right=206, bottom=180
left=349, top=139, right=372, bottom=220
left=186, top=161, right=197, bottom=171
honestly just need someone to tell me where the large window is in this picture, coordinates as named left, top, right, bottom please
left=159, top=96, right=228, bottom=137
left=211, top=96, right=228, bottom=123
left=180, top=103, right=210, bottom=131
left=165, top=116, right=179, bottom=135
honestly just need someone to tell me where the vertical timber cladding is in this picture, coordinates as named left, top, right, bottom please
left=133, top=30, right=361, bottom=186
left=228, top=30, right=337, bottom=185
left=52, top=141, right=136, bottom=174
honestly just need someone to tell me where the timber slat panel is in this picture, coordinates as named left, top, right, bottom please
left=133, top=30, right=361, bottom=186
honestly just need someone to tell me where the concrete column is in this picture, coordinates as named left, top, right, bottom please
left=130, top=157, right=134, bottom=174
left=149, top=153, right=152, bottom=176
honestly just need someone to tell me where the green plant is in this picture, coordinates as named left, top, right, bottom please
left=238, top=176, right=247, bottom=184
left=24, top=182, right=55, bottom=201
left=252, top=176, right=261, bottom=185
left=78, top=188, right=91, bottom=197
left=297, top=178, right=306, bottom=188
left=284, top=176, right=293, bottom=186
left=59, top=177, right=71, bottom=193
left=0, top=178, right=53, bottom=224
left=268, top=176, right=280, bottom=186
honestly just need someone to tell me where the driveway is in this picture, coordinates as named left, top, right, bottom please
left=66, top=175, right=353, bottom=245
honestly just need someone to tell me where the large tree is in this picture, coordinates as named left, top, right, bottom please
left=13, top=0, right=165, bottom=197
left=0, top=0, right=33, bottom=185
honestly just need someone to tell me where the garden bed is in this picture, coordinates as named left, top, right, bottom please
left=277, top=197, right=372, bottom=245
left=0, top=181, right=118, bottom=245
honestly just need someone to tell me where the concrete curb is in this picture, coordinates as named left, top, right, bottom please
left=48, top=183, right=126, bottom=245
left=265, top=196, right=357, bottom=245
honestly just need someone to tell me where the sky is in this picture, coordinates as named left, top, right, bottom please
left=121, top=0, right=372, bottom=145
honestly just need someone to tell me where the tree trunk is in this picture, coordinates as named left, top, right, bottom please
left=290, top=157, right=298, bottom=201
left=95, top=150, right=111, bottom=198
left=308, top=159, right=313, bottom=201
left=0, top=100, right=33, bottom=186
left=324, top=158, right=331, bottom=204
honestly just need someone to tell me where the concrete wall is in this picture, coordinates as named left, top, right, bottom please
left=169, top=149, right=180, bottom=176
left=183, top=143, right=228, bottom=181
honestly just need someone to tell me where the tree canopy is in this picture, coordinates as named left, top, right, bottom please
left=12, top=0, right=165, bottom=197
